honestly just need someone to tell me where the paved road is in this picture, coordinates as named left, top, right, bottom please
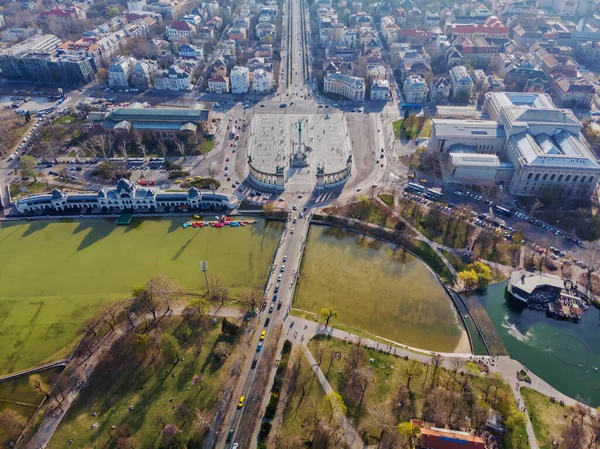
left=213, top=209, right=311, bottom=448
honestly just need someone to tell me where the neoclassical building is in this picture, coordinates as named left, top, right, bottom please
left=429, top=92, right=600, bottom=199
left=14, top=179, right=238, bottom=214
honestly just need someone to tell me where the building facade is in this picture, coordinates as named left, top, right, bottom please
left=402, top=75, right=428, bottom=103
left=428, top=92, right=600, bottom=199
left=449, top=65, right=474, bottom=100
left=252, top=69, right=273, bottom=93
left=153, top=65, right=191, bottom=91
left=323, top=73, right=365, bottom=100
left=370, top=79, right=390, bottom=100
left=108, top=57, right=135, bottom=89
left=208, top=75, right=230, bottom=93
left=15, top=179, right=237, bottom=214
left=230, top=66, right=250, bottom=93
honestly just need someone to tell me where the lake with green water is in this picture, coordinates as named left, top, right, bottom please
left=470, top=281, right=600, bottom=406
left=0, top=217, right=281, bottom=374
left=293, top=226, right=466, bottom=352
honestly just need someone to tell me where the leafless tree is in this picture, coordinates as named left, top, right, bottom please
left=146, top=274, right=181, bottom=313
left=192, top=409, right=212, bottom=433
left=404, top=359, right=423, bottom=393
left=175, top=138, right=187, bottom=166
left=205, top=276, right=229, bottom=306
left=369, top=404, right=393, bottom=448
left=213, top=341, right=233, bottom=361
left=239, top=286, right=263, bottom=311
left=430, top=354, right=444, bottom=389
left=157, top=140, right=168, bottom=159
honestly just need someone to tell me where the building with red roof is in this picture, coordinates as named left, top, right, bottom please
left=411, top=421, right=486, bottom=449
left=447, top=16, right=509, bottom=39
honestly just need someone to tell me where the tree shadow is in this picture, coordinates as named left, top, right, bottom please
left=75, top=222, right=117, bottom=252
left=21, top=220, right=50, bottom=237
left=172, top=231, right=200, bottom=261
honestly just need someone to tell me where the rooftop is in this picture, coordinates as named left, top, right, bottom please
left=432, top=119, right=505, bottom=138
left=510, top=270, right=564, bottom=294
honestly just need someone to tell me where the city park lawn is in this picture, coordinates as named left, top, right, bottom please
left=47, top=317, right=234, bottom=449
left=303, top=336, right=527, bottom=448
left=0, top=218, right=281, bottom=375
left=0, top=368, right=62, bottom=447
left=520, top=387, right=571, bottom=449
left=293, top=226, right=463, bottom=353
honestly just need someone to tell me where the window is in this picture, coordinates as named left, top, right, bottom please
left=580, top=176, right=586, bottom=183
left=566, top=175, right=571, bottom=182
left=527, top=173, right=532, bottom=180
left=573, top=175, right=579, bottom=182
left=535, top=173, right=540, bottom=181
left=542, top=174, right=548, bottom=180
left=590, top=177, right=595, bottom=183
left=550, top=174, right=555, bottom=181
left=558, top=174, right=563, bottom=182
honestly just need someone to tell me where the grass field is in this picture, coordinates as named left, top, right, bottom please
left=521, top=388, right=570, bottom=449
left=293, top=226, right=463, bottom=352
left=0, top=368, right=62, bottom=447
left=0, top=218, right=281, bottom=374
left=48, top=317, right=235, bottom=448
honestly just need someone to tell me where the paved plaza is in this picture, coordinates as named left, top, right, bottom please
left=248, top=112, right=352, bottom=187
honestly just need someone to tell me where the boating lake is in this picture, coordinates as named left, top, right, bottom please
left=469, top=281, right=600, bottom=406
left=293, top=226, right=467, bottom=353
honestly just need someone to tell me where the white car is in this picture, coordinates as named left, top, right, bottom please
left=291, top=228, right=295, bottom=234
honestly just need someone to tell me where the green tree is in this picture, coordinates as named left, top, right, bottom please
left=28, top=374, right=49, bottom=396
left=505, top=410, right=526, bottom=435
left=320, top=308, right=338, bottom=327
left=160, top=334, right=181, bottom=364
left=458, top=269, right=478, bottom=290
left=397, top=422, right=421, bottom=448
left=19, top=155, right=38, bottom=181
left=182, top=298, right=209, bottom=327
left=467, top=261, right=492, bottom=288
left=134, top=333, right=151, bottom=357
left=320, top=392, right=347, bottom=423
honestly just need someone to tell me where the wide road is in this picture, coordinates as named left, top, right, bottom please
left=213, top=208, right=310, bottom=449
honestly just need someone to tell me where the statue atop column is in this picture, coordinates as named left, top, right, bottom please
left=291, top=118, right=309, bottom=167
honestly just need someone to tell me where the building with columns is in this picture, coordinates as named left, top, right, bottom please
left=14, top=179, right=237, bottom=214
left=428, top=92, right=600, bottom=199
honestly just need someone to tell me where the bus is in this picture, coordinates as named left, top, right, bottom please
left=425, top=188, right=443, bottom=200
left=36, top=106, right=55, bottom=115
left=406, top=182, right=425, bottom=194
left=109, top=157, right=125, bottom=164
left=494, top=205, right=512, bottom=217
left=230, top=127, right=236, bottom=139
left=128, top=158, right=145, bottom=166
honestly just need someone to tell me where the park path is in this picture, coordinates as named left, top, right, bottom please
left=22, top=305, right=243, bottom=449
left=288, top=316, right=598, bottom=449
left=299, top=344, right=365, bottom=449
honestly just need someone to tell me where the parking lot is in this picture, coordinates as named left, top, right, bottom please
left=0, top=95, right=62, bottom=113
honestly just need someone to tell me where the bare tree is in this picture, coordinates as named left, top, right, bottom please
left=192, top=409, right=212, bottom=433
left=175, top=138, right=187, bottom=166
left=146, top=274, right=182, bottom=313
left=182, top=298, right=210, bottom=327
left=213, top=341, right=233, bottom=361
left=158, top=140, right=168, bottom=159
left=369, top=404, right=393, bottom=448
left=404, top=359, right=423, bottom=393
left=205, top=276, right=229, bottom=306
left=239, top=286, right=263, bottom=311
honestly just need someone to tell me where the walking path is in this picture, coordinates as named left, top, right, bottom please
left=287, top=316, right=593, bottom=449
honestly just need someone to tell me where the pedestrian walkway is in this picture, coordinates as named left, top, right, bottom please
left=290, top=316, right=596, bottom=449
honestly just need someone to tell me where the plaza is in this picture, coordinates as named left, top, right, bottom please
left=247, top=112, right=353, bottom=190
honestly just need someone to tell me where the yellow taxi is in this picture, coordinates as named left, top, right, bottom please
left=186, top=177, right=192, bottom=182
left=260, top=330, right=266, bottom=340
left=408, top=173, right=415, bottom=179
left=174, top=180, right=182, bottom=184
left=420, top=178, right=428, bottom=184
left=238, top=396, right=245, bottom=408
left=195, top=175, right=202, bottom=179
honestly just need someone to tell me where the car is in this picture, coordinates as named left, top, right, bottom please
left=238, top=396, right=245, bottom=408
left=265, top=317, right=270, bottom=326
left=279, top=103, right=287, bottom=108
left=280, top=265, right=285, bottom=272
left=291, top=228, right=295, bottom=234
left=260, top=330, right=266, bottom=340
left=283, top=255, right=287, bottom=262
left=226, top=157, right=230, bottom=162
left=175, top=180, right=182, bottom=184
left=278, top=274, right=282, bottom=281
left=260, top=104, right=265, bottom=107
left=292, top=204, right=297, bottom=210
left=293, top=217, right=297, bottom=223
left=269, top=305, right=274, bottom=313
left=225, top=165, right=228, bottom=170
left=236, top=179, right=241, bottom=185
left=225, top=171, right=229, bottom=177
left=232, top=444, right=239, bottom=449
left=226, top=429, right=234, bottom=443
left=274, top=285, right=279, bottom=293
left=257, top=342, right=263, bottom=351
left=251, top=357, right=258, bottom=368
